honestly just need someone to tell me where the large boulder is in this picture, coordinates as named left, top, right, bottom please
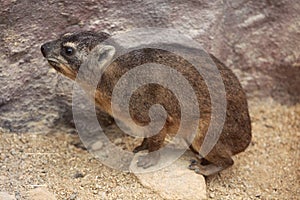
left=0, top=0, right=299, bottom=133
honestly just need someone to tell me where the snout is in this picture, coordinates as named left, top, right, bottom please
left=41, top=42, right=52, bottom=57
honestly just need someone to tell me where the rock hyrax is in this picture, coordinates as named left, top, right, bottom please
left=41, top=31, right=251, bottom=176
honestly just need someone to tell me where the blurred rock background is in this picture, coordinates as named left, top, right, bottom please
left=0, top=0, right=299, bottom=133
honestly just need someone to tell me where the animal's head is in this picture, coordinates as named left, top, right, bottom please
left=41, top=31, right=115, bottom=80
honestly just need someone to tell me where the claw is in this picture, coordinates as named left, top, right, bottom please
left=190, top=159, right=198, bottom=165
left=188, top=164, right=196, bottom=170
left=194, top=168, right=201, bottom=174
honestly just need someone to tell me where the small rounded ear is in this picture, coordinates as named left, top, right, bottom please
left=97, top=45, right=116, bottom=63
left=90, top=45, right=116, bottom=70
left=80, top=45, right=116, bottom=82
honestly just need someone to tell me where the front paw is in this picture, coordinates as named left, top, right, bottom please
left=137, top=152, right=160, bottom=168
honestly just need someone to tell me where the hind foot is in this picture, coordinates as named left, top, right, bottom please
left=188, top=158, right=233, bottom=176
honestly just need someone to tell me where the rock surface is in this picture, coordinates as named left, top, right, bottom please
left=0, top=192, right=16, bottom=200
left=26, top=188, right=57, bottom=200
left=130, top=150, right=207, bottom=200
left=0, top=0, right=299, bottom=133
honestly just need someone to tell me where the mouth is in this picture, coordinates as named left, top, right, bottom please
left=46, top=58, right=76, bottom=79
left=47, top=58, right=62, bottom=71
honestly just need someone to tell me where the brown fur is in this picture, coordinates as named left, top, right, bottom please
left=41, top=31, right=251, bottom=176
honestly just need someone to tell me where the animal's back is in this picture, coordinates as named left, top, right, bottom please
left=98, top=48, right=251, bottom=156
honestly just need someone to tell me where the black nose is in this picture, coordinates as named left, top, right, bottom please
left=41, top=42, right=51, bottom=57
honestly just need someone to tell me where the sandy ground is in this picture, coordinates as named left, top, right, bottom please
left=0, top=98, right=299, bottom=200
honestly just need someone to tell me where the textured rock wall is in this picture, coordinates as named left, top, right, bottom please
left=0, top=0, right=299, bottom=133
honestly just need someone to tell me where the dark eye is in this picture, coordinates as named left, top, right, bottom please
left=64, top=46, right=75, bottom=56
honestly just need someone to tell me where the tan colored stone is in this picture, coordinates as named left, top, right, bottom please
left=27, top=188, right=57, bottom=200
left=130, top=149, right=206, bottom=200
left=0, top=192, right=15, bottom=200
